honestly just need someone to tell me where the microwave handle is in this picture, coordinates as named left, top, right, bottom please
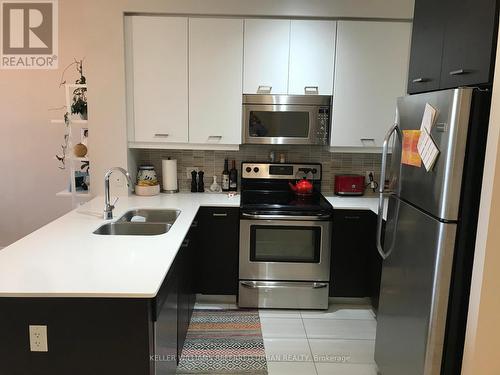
left=304, top=86, right=319, bottom=95
left=257, top=85, right=272, bottom=94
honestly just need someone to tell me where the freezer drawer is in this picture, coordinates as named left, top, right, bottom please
left=238, top=281, right=329, bottom=309
left=375, top=196, right=457, bottom=375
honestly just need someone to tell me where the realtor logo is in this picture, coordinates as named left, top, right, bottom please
left=1, top=0, right=58, bottom=69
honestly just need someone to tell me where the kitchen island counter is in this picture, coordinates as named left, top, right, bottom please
left=0, top=193, right=239, bottom=298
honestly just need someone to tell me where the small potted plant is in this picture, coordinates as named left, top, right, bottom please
left=71, top=86, right=87, bottom=120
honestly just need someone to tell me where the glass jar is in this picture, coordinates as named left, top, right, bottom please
left=137, top=165, right=158, bottom=186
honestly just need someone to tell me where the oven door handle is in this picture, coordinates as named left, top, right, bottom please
left=240, top=281, right=328, bottom=289
left=241, top=213, right=331, bottom=220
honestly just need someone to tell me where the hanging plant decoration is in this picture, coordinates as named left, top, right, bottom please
left=71, top=61, right=87, bottom=119
left=55, top=112, right=71, bottom=169
left=51, top=58, right=88, bottom=169
left=71, top=86, right=87, bottom=120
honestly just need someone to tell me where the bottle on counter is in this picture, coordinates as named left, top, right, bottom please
left=191, top=170, right=198, bottom=193
left=229, top=160, right=238, bottom=191
left=222, top=159, right=230, bottom=192
left=197, top=171, right=205, bottom=192
left=210, top=175, right=222, bottom=192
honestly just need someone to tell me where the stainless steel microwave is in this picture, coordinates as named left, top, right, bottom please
left=242, top=94, right=332, bottom=145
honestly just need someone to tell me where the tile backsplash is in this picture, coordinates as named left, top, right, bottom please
left=131, top=145, right=384, bottom=194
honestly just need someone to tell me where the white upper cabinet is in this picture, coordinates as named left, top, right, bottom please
left=288, top=20, right=336, bottom=95
left=131, top=16, right=188, bottom=143
left=243, top=19, right=290, bottom=94
left=189, top=18, right=243, bottom=145
left=331, top=21, right=411, bottom=149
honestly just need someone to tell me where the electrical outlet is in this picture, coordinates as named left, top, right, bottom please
left=186, top=167, right=199, bottom=179
left=365, top=171, right=375, bottom=184
left=29, top=325, right=48, bottom=352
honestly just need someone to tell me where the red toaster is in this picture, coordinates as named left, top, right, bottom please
left=334, top=174, right=365, bottom=196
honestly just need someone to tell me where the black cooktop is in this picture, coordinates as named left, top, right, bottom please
left=241, top=190, right=333, bottom=216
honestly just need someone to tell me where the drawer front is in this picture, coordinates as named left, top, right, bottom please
left=238, top=280, right=329, bottom=309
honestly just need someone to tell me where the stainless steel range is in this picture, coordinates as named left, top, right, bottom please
left=238, top=162, right=333, bottom=310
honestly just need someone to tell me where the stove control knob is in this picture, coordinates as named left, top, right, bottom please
left=312, top=168, right=317, bottom=174
left=254, top=167, right=260, bottom=173
left=246, top=167, right=252, bottom=173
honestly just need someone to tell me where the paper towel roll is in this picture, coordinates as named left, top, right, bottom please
left=162, top=159, right=178, bottom=192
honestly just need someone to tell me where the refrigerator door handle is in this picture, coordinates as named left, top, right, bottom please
left=377, top=124, right=402, bottom=259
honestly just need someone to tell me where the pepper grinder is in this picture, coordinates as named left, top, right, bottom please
left=197, top=171, right=205, bottom=192
left=190, top=170, right=198, bottom=192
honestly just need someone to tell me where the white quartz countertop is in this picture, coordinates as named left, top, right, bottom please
left=0, top=193, right=386, bottom=298
left=0, top=193, right=240, bottom=298
left=326, top=196, right=387, bottom=219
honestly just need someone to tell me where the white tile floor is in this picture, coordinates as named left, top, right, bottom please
left=194, top=296, right=379, bottom=375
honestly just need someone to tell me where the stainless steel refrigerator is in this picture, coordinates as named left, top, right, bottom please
left=374, top=87, right=491, bottom=375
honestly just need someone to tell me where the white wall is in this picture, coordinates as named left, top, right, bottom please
left=0, top=0, right=87, bottom=247
left=461, top=31, right=500, bottom=375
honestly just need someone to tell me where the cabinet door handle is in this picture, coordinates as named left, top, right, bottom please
left=412, top=77, right=428, bottom=83
left=181, top=239, right=190, bottom=248
left=304, top=86, right=319, bottom=94
left=208, top=135, right=222, bottom=140
left=360, top=138, right=375, bottom=146
left=449, top=69, right=468, bottom=76
left=154, top=133, right=169, bottom=137
left=212, top=213, right=228, bottom=217
left=257, top=85, right=272, bottom=94
left=344, top=216, right=361, bottom=220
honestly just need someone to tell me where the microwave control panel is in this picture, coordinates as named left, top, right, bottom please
left=317, top=107, right=330, bottom=144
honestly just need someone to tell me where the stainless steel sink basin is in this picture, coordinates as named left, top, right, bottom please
left=93, top=222, right=172, bottom=236
left=93, top=209, right=180, bottom=236
left=116, top=209, right=181, bottom=224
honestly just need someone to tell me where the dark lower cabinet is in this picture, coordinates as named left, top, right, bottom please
left=0, top=298, right=153, bottom=375
left=155, top=261, right=179, bottom=374
left=369, top=220, right=385, bottom=311
left=195, top=207, right=239, bottom=295
left=330, top=210, right=383, bottom=309
left=0, top=228, right=197, bottom=375
left=177, top=223, right=197, bottom=360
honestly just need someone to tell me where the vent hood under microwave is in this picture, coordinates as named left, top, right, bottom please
left=242, top=94, right=332, bottom=145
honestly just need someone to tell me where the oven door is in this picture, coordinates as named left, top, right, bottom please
left=239, top=218, right=332, bottom=281
left=243, top=104, right=324, bottom=145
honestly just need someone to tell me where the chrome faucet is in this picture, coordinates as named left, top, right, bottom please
left=104, top=167, right=133, bottom=220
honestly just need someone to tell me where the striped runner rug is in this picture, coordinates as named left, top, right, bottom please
left=176, top=309, right=268, bottom=374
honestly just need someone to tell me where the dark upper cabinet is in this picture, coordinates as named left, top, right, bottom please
left=408, top=0, right=498, bottom=94
left=195, top=207, right=239, bottom=295
left=440, top=0, right=498, bottom=89
left=407, top=0, right=446, bottom=94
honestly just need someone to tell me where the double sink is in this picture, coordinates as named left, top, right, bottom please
left=93, top=209, right=180, bottom=236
